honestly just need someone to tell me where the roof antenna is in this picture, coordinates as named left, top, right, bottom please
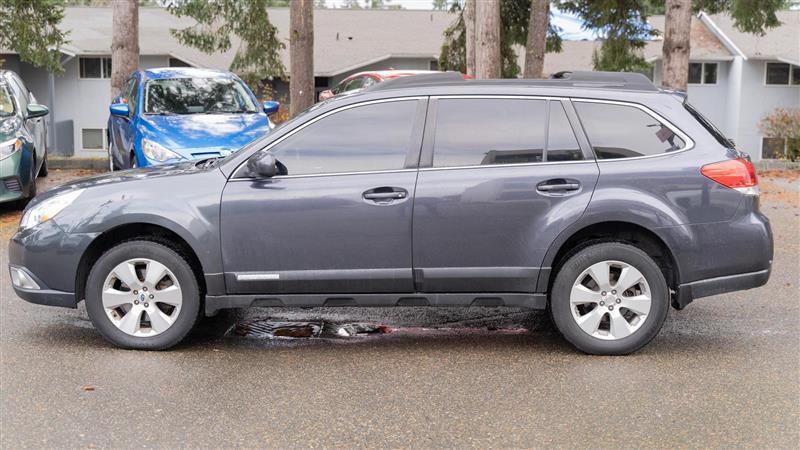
left=336, top=32, right=339, bottom=41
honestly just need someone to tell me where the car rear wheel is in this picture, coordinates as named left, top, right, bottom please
left=550, top=242, right=669, bottom=355
left=85, top=240, right=201, bottom=350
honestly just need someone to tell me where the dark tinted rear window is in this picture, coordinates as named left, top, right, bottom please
left=575, top=102, right=686, bottom=159
left=433, top=98, right=547, bottom=167
left=547, top=102, right=583, bottom=161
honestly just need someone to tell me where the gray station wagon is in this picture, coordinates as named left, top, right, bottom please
left=8, top=72, right=773, bottom=355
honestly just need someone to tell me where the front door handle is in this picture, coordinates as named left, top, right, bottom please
left=363, top=187, right=408, bottom=202
left=537, top=179, right=581, bottom=192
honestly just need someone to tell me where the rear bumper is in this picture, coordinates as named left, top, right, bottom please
left=673, top=265, right=772, bottom=309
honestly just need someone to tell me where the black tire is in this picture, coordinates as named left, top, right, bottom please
left=39, top=149, right=48, bottom=177
left=550, top=242, right=669, bottom=355
left=85, top=240, right=202, bottom=350
left=16, top=160, right=38, bottom=209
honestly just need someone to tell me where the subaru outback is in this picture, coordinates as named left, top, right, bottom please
left=8, top=72, right=773, bottom=355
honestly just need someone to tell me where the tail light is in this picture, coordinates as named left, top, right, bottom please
left=701, top=157, right=759, bottom=195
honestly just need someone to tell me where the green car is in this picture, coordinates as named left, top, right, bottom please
left=0, top=70, right=49, bottom=207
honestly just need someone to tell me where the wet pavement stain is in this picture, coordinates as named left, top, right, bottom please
left=229, top=319, right=392, bottom=340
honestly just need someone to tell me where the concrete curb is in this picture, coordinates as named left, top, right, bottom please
left=49, top=157, right=108, bottom=170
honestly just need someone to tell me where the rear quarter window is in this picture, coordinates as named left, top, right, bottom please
left=575, top=101, right=687, bottom=159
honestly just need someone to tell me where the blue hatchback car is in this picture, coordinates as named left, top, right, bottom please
left=107, top=68, right=279, bottom=169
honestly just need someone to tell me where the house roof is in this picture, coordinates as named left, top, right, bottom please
left=2, top=7, right=796, bottom=77
left=644, top=10, right=800, bottom=64
left=16, top=6, right=454, bottom=77
left=705, top=10, right=799, bottom=65
left=645, top=14, right=733, bottom=61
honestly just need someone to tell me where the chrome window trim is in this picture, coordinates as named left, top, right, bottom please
left=431, top=94, right=564, bottom=101
left=232, top=96, right=426, bottom=179
left=419, top=159, right=594, bottom=172
left=571, top=98, right=695, bottom=163
left=229, top=168, right=418, bottom=181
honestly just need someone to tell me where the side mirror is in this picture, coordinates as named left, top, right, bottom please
left=109, top=103, right=130, bottom=117
left=25, top=104, right=49, bottom=119
left=262, top=101, right=280, bottom=115
left=247, top=152, right=278, bottom=178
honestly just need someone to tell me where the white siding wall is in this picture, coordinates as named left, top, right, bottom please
left=736, top=60, right=800, bottom=160
left=67, top=55, right=169, bottom=156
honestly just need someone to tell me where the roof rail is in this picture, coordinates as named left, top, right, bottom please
left=549, top=71, right=657, bottom=91
left=367, top=70, right=659, bottom=93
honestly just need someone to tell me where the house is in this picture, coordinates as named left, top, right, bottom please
left=645, top=11, right=800, bottom=161
left=1, top=6, right=797, bottom=160
left=0, top=7, right=454, bottom=157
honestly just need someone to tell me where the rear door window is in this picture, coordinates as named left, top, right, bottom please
left=433, top=98, right=547, bottom=167
left=575, top=101, right=686, bottom=159
left=547, top=102, right=583, bottom=161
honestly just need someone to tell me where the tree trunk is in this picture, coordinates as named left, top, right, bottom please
left=524, top=0, right=548, bottom=78
left=475, top=0, right=501, bottom=79
left=110, top=0, right=139, bottom=100
left=662, top=0, right=692, bottom=90
left=464, top=0, right=476, bottom=77
left=290, top=0, right=314, bottom=116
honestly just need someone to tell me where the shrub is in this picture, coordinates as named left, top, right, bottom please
left=758, top=108, right=800, bottom=161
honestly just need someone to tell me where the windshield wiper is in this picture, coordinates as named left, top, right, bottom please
left=195, top=157, right=222, bottom=169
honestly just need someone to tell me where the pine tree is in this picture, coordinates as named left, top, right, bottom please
left=0, top=0, right=68, bottom=73
left=168, top=0, right=286, bottom=87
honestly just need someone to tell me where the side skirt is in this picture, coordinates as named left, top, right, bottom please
left=205, top=292, right=548, bottom=315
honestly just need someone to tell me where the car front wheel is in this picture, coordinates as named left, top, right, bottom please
left=550, top=242, right=669, bottom=355
left=85, top=240, right=201, bottom=350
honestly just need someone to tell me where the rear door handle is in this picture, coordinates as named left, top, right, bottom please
left=363, top=187, right=408, bottom=202
left=537, top=179, right=581, bottom=192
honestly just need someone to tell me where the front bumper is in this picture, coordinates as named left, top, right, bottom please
left=8, top=220, right=96, bottom=309
left=8, top=265, right=76, bottom=307
left=0, top=149, right=32, bottom=203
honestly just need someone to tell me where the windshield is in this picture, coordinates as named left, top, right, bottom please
left=144, top=78, right=258, bottom=115
left=0, top=85, right=14, bottom=117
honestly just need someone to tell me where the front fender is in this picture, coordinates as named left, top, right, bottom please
left=53, top=169, right=226, bottom=275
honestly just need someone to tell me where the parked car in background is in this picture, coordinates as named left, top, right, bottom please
left=107, top=68, right=279, bottom=170
left=10, top=72, right=772, bottom=355
left=319, top=70, right=455, bottom=101
left=0, top=70, right=49, bottom=207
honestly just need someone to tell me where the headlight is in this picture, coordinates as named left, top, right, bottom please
left=0, top=138, right=21, bottom=158
left=19, top=189, right=85, bottom=231
left=141, top=139, right=183, bottom=162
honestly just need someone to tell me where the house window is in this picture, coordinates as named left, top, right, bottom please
left=765, top=62, right=800, bottom=85
left=688, top=62, right=717, bottom=84
left=168, top=57, right=191, bottom=68
left=762, top=137, right=790, bottom=159
left=80, top=57, right=112, bottom=79
left=82, top=128, right=105, bottom=150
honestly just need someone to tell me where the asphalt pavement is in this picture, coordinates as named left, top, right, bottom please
left=1, top=169, right=798, bottom=448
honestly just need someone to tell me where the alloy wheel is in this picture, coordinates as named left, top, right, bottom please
left=101, top=258, right=183, bottom=337
left=569, top=260, right=652, bottom=340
